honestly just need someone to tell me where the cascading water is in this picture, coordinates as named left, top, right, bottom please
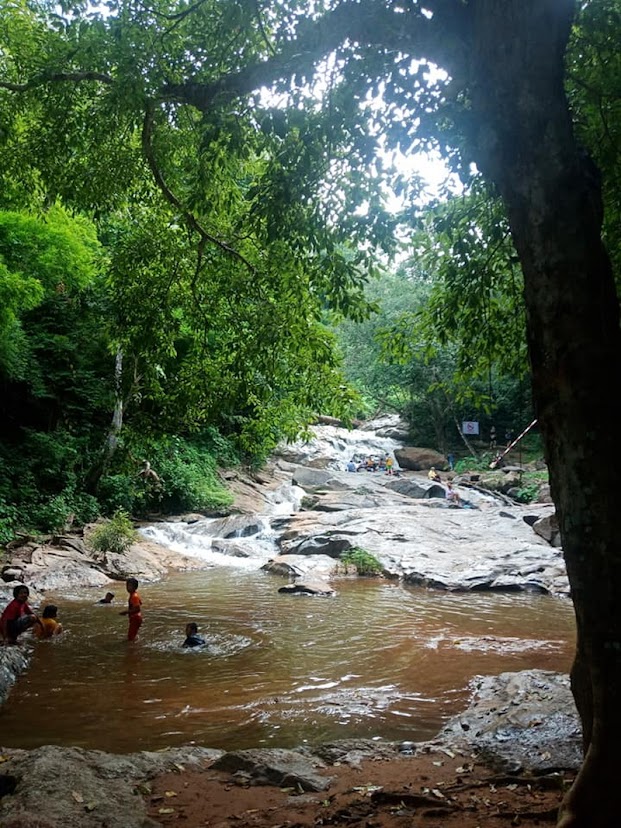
left=140, top=478, right=305, bottom=568
left=278, top=423, right=404, bottom=470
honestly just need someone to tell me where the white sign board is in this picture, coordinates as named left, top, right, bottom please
left=462, top=421, right=479, bottom=435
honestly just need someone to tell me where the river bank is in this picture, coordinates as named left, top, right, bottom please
left=0, top=669, right=580, bottom=827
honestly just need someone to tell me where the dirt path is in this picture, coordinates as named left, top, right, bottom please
left=146, top=747, right=572, bottom=828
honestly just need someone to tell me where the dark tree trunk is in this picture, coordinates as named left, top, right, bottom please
left=467, top=2, right=621, bottom=826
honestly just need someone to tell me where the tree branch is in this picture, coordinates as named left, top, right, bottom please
left=161, top=0, right=458, bottom=111
left=141, top=101, right=255, bottom=273
left=0, top=71, right=113, bottom=92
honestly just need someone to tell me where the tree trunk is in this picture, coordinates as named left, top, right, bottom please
left=468, top=2, right=621, bottom=826
left=104, top=346, right=124, bottom=466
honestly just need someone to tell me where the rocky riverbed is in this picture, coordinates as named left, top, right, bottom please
left=0, top=417, right=581, bottom=826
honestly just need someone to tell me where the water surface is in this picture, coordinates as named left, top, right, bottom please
left=0, top=569, right=575, bottom=753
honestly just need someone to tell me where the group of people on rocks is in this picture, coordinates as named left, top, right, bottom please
left=1, top=577, right=206, bottom=649
left=428, top=467, right=463, bottom=507
left=346, top=454, right=397, bottom=475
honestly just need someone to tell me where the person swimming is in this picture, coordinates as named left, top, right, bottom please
left=97, top=592, right=115, bottom=604
left=34, top=605, right=63, bottom=639
left=182, top=622, right=206, bottom=648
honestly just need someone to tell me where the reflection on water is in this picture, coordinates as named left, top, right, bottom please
left=0, top=569, right=575, bottom=754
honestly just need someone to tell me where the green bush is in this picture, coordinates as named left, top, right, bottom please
left=133, top=435, right=234, bottom=514
left=0, top=501, right=18, bottom=545
left=29, top=494, right=74, bottom=533
left=340, top=547, right=383, bottom=576
left=89, top=510, right=137, bottom=555
left=97, top=473, right=139, bottom=515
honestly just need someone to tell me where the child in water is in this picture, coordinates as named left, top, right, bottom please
left=120, top=578, right=142, bottom=641
left=182, top=622, right=205, bottom=648
left=97, top=592, right=115, bottom=604
left=34, top=605, right=63, bottom=639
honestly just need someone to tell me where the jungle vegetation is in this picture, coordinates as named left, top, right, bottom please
left=1, top=5, right=621, bottom=822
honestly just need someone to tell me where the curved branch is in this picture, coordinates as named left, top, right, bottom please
left=161, top=0, right=461, bottom=111
left=0, top=71, right=113, bottom=92
left=141, top=101, right=255, bottom=273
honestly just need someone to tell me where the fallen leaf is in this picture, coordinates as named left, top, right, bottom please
left=84, top=803, right=97, bottom=812
left=165, top=791, right=177, bottom=798
left=71, top=791, right=84, bottom=804
left=158, top=807, right=175, bottom=814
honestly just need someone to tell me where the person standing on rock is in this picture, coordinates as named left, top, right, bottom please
left=1, top=585, right=38, bottom=645
left=120, top=577, right=143, bottom=642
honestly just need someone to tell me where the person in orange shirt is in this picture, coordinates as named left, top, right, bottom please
left=120, top=577, right=142, bottom=641
left=34, top=605, right=63, bottom=639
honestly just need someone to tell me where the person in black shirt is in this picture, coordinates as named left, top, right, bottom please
left=182, top=622, right=205, bottom=648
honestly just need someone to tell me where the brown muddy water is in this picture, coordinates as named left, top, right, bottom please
left=0, top=569, right=575, bottom=754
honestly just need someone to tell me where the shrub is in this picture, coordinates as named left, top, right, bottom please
left=135, top=435, right=233, bottom=514
left=339, top=547, right=383, bottom=576
left=97, top=473, right=138, bottom=515
left=29, top=494, right=74, bottom=534
left=0, top=500, right=18, bottom=545
left=89, top=510, right=137, bottom=555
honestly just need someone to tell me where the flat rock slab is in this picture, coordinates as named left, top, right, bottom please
left=211, top=748, right=331, bottom=791
left=0, top=745, right=222, bottom=828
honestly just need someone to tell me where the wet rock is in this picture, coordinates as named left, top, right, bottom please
left=211, top=748, right=331, bottom=791
left=291, top=467, right=349, bottom=492
left=0, top=645, right=30, bottom=706
left=1, top=568, right=24, bottom=584
left=278, top=579, right=335, bottom=596
left=262, top=554, right=337, bottom=579
left=436, top=670, right=581, bottom=773
left=224, top=464, right=298, bottom=515
left=384, top=478, right=427, bottom=498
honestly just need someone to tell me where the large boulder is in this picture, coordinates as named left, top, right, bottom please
left=436, top=670, right=581, bottom=773
left=274, top=501, right=568, bottom=594
left=532, top=512, right=562, bottom=547
left=394, top=447, right=447, bottom=471
left=292, top=467, right=349, bottom=492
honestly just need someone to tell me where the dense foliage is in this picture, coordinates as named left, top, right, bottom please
left=0, top=0, right=617, bottom=540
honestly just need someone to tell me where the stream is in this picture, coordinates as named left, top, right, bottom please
left=0, top=418, right=575, bottom=754
left=0, top=567, right=574, bottom=753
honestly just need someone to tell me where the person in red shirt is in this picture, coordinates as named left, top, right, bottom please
left=1, top=585, right=37, bottom=645
left=120, top=577, right=142, bottom=641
